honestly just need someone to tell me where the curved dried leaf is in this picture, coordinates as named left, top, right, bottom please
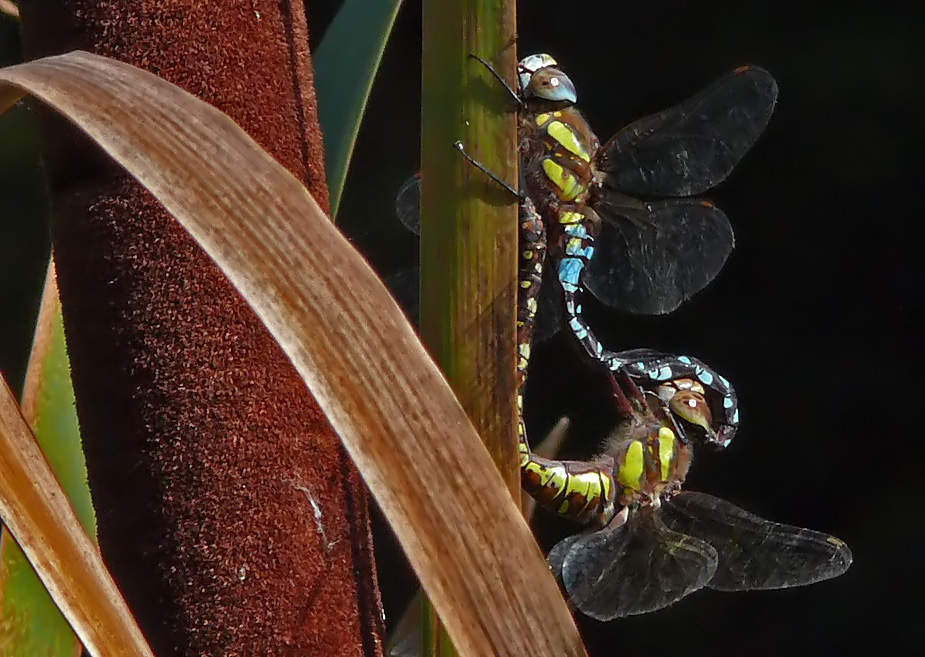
left=0, top=52, right=585, bottom=657
left=0, top=377, right=151, bottom=656
left=0, top=1, right=18, bottom=20
left=0, top=260, right=91, bottom=656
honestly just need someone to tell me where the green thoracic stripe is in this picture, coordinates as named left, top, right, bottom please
left=617, top=441, right=644, bottom=491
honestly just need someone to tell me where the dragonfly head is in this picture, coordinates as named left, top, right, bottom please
left=657, top=378, right=736, bottom=449
left=518, top=53, right=577, bottom=105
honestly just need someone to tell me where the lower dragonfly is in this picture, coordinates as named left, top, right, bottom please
left=387, top=366, right=851, bottom=655
left=538, top=369, right=852, bottom=619
left=415, top=189, right=849, bottom=619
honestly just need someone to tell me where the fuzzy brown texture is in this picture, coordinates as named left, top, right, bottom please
left=17, top=2, right=382, bottom=655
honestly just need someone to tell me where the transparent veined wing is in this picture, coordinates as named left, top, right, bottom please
left=596, top=66, right=778, bottom=198
left=584, top=195, right=734, bottom=314
left=548, top=507, right=718, bottom=619
left=532, top=263, right=566, bottom=343
left=395, top=173, right=421, bottom=235
left=393, top=174, right=569, bottom=343
left=660, top=491, right=853, bottom=591
left=384, top=265, right=419, bottom=327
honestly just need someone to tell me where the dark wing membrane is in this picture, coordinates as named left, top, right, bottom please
left=661, top=491, right=853, bottom=591
left=384, top=265, right=420, bottom=328
left=548, top=507, right=718, bottom=620
left=533, top=263, right=565, bottom=343
left=392, top=189, right=566, bottom=342
left=584, top=197, right=734, bottom=314
left=395, top=174, right=421, bottom=235
left=596, top=66, right=778, bottom=197
left=386, top=590, right=423, bottom=657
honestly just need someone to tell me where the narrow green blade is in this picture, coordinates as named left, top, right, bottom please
left=315, top=0, right=404, bottom=217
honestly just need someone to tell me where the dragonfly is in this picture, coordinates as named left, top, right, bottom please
left=384, top=368, right=850, bottom=652
left=539, top=370, right=852, bottom=619
left=396, top=55, right=777, bottom=447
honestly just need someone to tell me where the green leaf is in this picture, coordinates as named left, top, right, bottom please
left=315, top=0, right=404, bottom=218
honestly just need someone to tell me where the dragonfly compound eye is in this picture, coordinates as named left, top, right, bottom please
left=517, top=52, right=559, bottom=91
left=667, top=389, right=716, bottom=439
left=526, top=68, right=577, bottom=104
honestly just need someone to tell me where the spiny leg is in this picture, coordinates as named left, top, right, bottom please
left=467, top=53, right=523, bottom=110
left=453, top=141, right=521, bottom=199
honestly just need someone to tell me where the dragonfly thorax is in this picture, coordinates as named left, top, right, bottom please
left=609, top=420, right=691, bottom=509
left=520, top=108, right=602, bottom=256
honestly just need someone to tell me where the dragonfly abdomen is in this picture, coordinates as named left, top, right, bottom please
left=516, top=198, right=547, bottom=453
left=555, top=208, right=606, bottom=362
left=520, top=452, right=616, bottom=525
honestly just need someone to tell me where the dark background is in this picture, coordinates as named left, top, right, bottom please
left=2, top=1, right=922, bottom=654
left=321, top=1, right=922, bottom=654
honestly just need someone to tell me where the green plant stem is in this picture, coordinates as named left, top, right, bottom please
left=420, top=0, right=519, bottom=654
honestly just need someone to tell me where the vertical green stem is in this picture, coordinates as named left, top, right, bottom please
left=420, top=0, right=518, bottom=654
left=420, top=0, right=519, bottom=487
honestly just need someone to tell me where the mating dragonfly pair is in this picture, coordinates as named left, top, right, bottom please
left=394, top=54, right=850, bottom=621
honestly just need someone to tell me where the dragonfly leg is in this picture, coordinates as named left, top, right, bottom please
left=453, top=141, right=522, bottom=199
left=468, top=53, right=523, bottom=110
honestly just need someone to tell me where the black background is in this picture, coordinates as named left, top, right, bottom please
left=321, top=2, right=922, bottom=654
left=2, top=2, right=922, bottom=654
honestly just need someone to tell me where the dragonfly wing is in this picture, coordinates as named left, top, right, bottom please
left=548, top=507, right=718, bottom=620
left=584, top=198, right=734, bottom=314
left=596, top=66, right=778, bottom=197
left=391, top=186, right=566, bottom=342
left=395, top=173, right=421, bottom=235
left=385, top=265, right=420, bottom=328
left=661, top=491, right=853, bottom=591
left=533, top=263, right=565, bottom=343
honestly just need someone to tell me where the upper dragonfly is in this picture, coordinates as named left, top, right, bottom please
left=510, top=53, right=777, bottom=315
left=395, top=55, right=777, bottom=446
